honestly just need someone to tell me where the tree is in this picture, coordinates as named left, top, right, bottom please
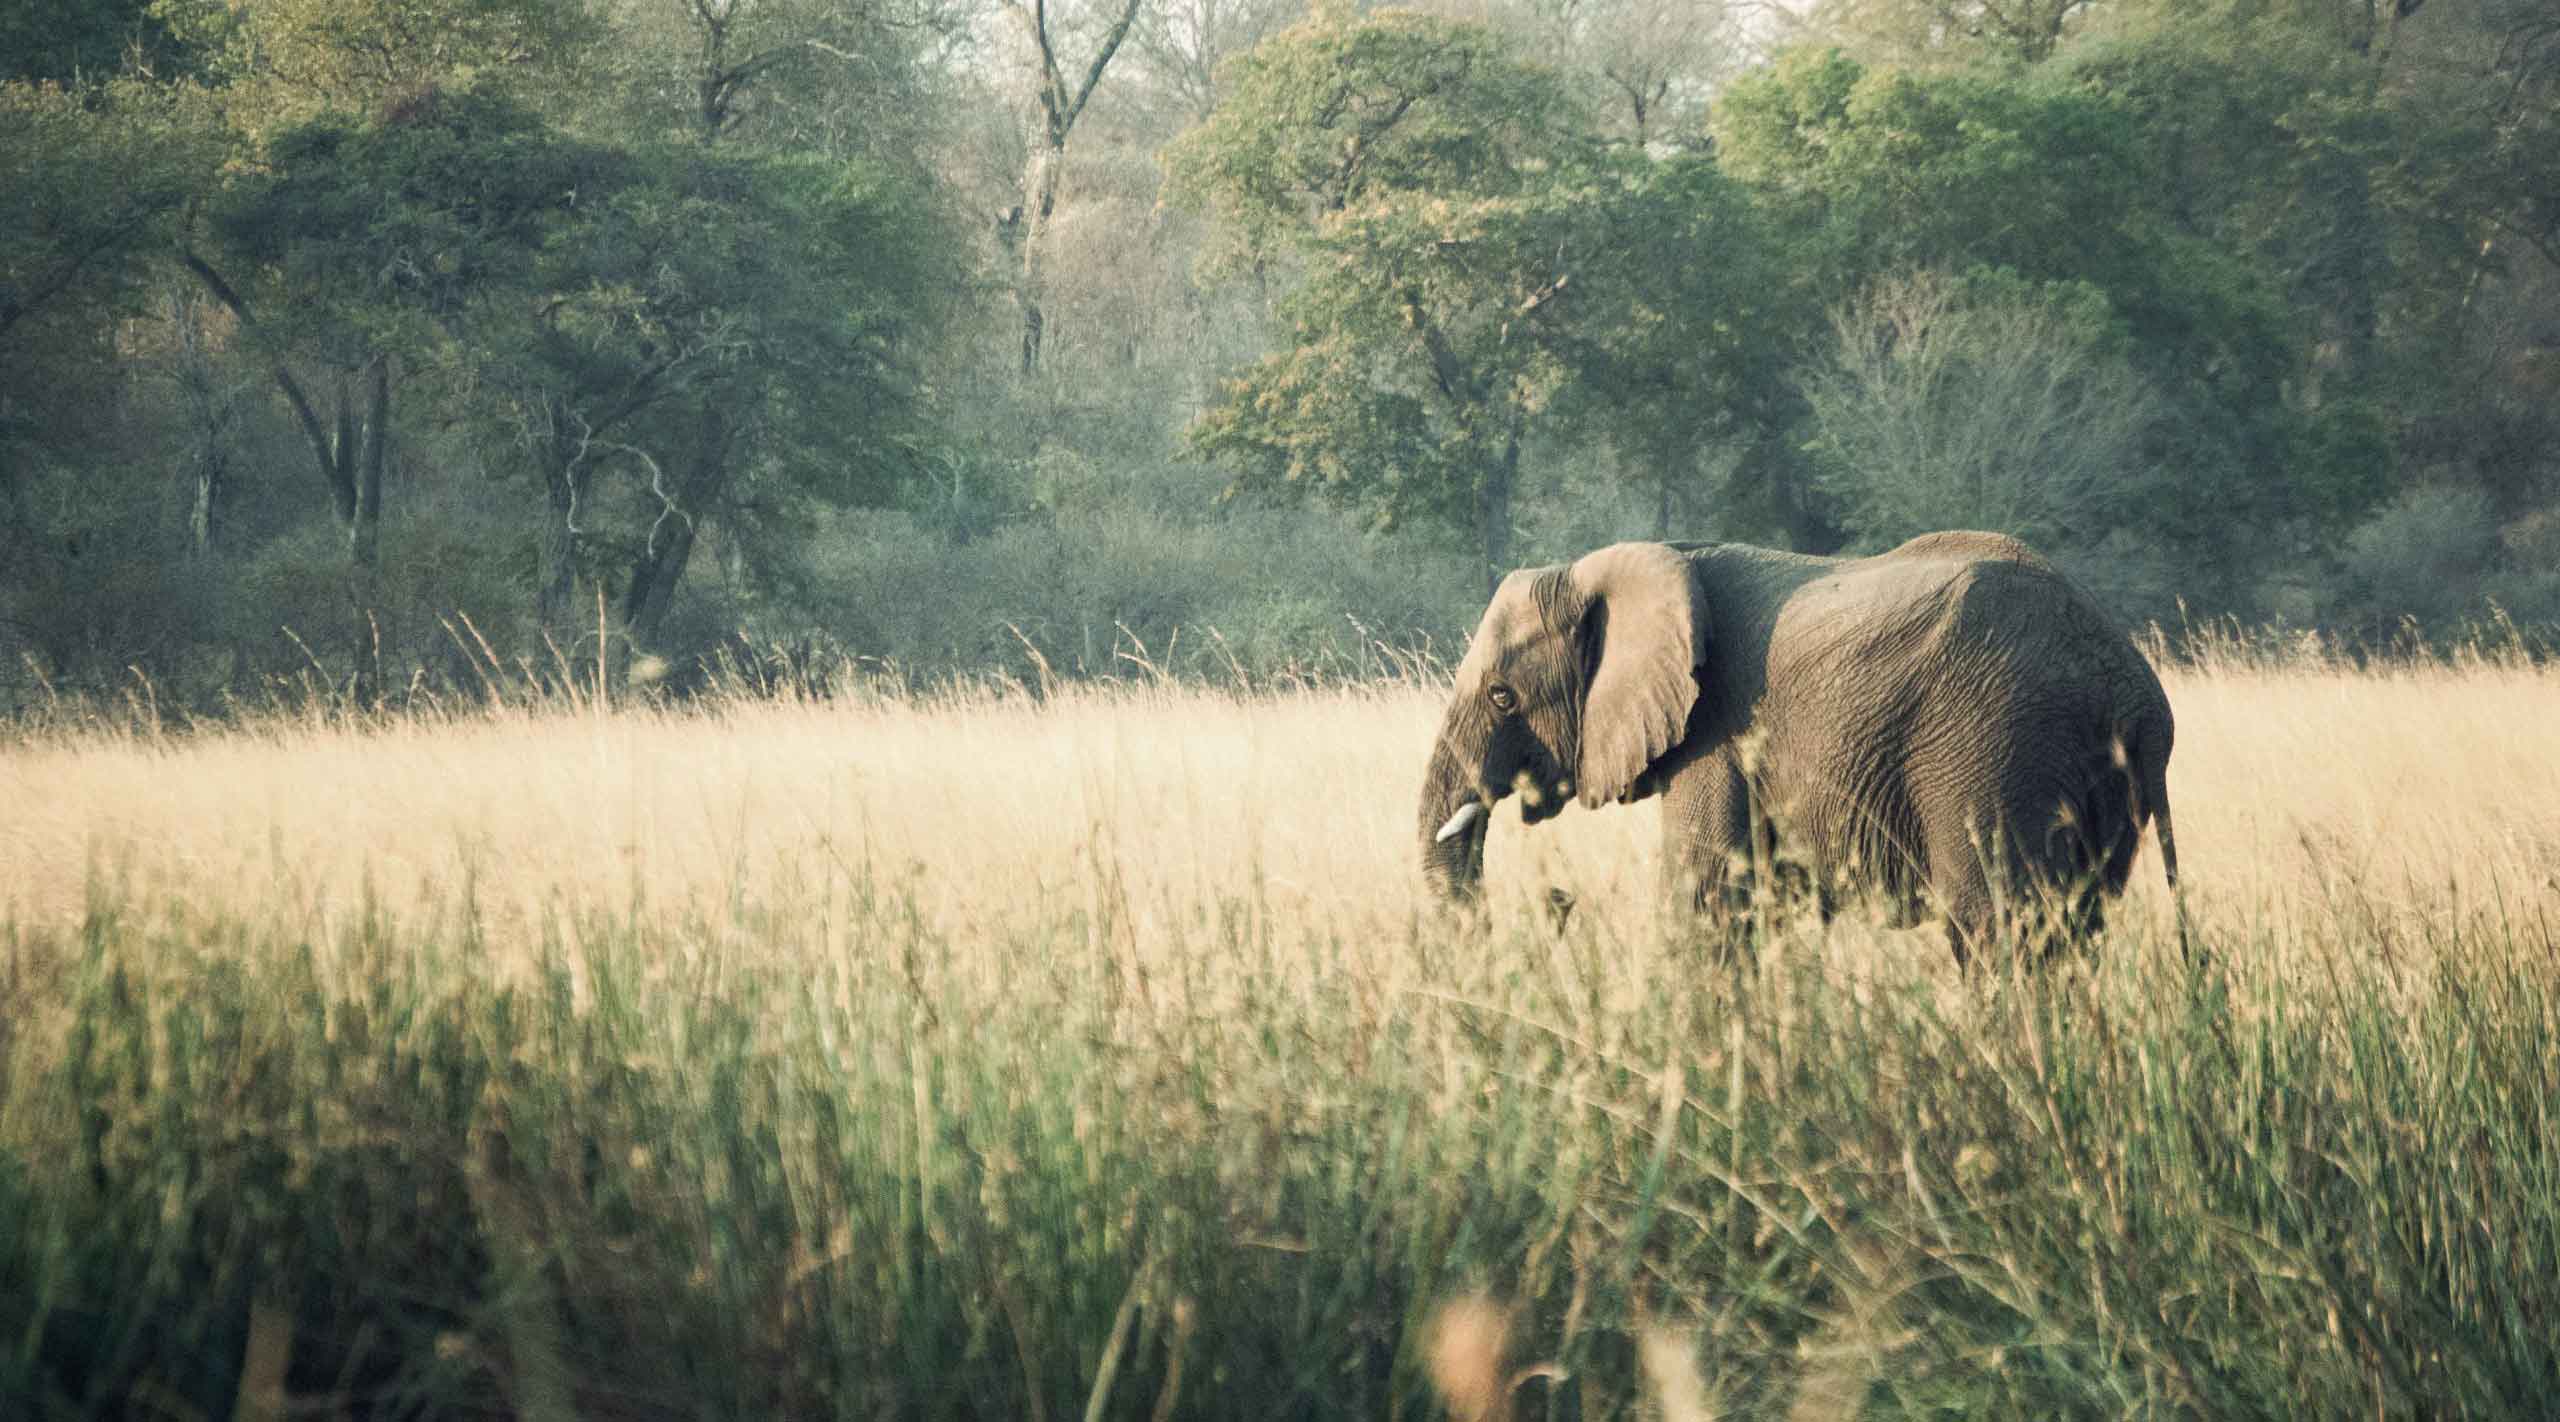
left=1124, top=0, right=1296, bottom=121
left=134, top=0, right=611, bottom=700
left=583, top=0, right=959, bottom=160
left=1801, top=268, right=2161, bottom=551
left=0, top=81, right=207, bottom=369
left=2063, top=5, right=2553, bottom=522
left=523, top=0, right=962, bottom=654
left=191, top=89, right=598, bottom=588
left=997, top=0, right=1147, bottom=374
left=1560, top=0, right=1740, bottom=141
left=494, top=145, right=953, bottom=649
left=1, top=0, right=189, bottom=84
left=1418, top=0, right=1742, bottom=143
left=149, top=0, right=596, bottom=134
left=159, top=285, right=253, bottom=557
left=1168, top=8, right=1616, bottom=590
left=1714, top=47, right=2390, bottom=564
left=1806, top=0, right=2100, bottom=68
left=1168, top=8, right=1801, bottom=583
left=2, top=80, right=217, bottom=595
left=1547, top=153, right=1816, bottom=544
left=0, top=81, right=222, bottom=686
left=2392, top=0, right=2560, bottom=513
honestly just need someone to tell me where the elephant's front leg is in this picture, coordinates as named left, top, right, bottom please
left=1657, top=746, right=1756, bottom=917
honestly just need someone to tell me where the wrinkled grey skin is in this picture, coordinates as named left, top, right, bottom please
left=1418, top=533, right=2180, bottom=962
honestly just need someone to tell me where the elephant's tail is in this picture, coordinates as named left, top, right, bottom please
left=2113, top=718, right=2173, bottom=880
left=2148, top=782, right=2180, bottom=892
left=2126, top=719, right=2192, bottom=959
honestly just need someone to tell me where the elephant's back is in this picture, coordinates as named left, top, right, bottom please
left=1751, top=541, right=2166, bottom=866
left=1809, top=536, right=2147, bottom=693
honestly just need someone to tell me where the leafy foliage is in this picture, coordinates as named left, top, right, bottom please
left=7, top=0, right=2560, bottom=699
left=1546, top=153, right=1815, bottom=543
left=0, top=80, right=215, bottom=384
left=491, top=137, right=957, bottom=633
left=211, top=88, right=601, bottom=361
left=1165, top=6, right=1585, bottom=276
left=150, top=0, right=598, bottom=130
left=1168, top=9, right=1596, bottom=569
left=1717, top=46, right=2396, bottom=562
left=1, top=79, right=225, bottom=656
left=1171, top=7, right=1811, bottom=579
left=0, top=0, right=189, bottom=84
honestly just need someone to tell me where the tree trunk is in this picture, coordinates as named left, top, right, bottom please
left=1477, top=415, right=1522, bottom=597
left=536, top=402, right=587, bottom=638
left=623, top=405, right=732, bottom=653
left=330, top=368, right=359, bottom=525
left=189, top=450, right=224, bottom=558
left=168, top=288, right=233, bottom=558
left=625, top=515, right=700, bottom=655
left=1003, top=0, right=1143, bottom=376
left=349, top=354, right=387, bottom=572
left=538, top=470, right=579, bottom=638
left=345, top=356, right=389, bottom=705
left=178, top=253, right=394, bottom=694
left=180, top=252, right=366, bottom=549
left=1019, top=138, right=1062, bottom=376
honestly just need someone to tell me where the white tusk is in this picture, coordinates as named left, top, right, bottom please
left=1434, top=801, right=1488, bottom=843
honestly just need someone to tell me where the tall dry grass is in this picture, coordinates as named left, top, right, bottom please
left=10, top=641, right=2557, bottom=960
left=3, top=641, right=2559, bottom=1417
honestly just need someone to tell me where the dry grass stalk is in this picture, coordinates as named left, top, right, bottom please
left=7, top=654, right=2557, bottom=974
left=8, top=645, right=2560, bottom=1416
left=1424, top=1294, right=1518, bottom=1422
left=1637, top=1323, right=1717, bottom=1422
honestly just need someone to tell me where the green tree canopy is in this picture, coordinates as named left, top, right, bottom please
left=483, top=137, right=957, bottom=642
left=1170, top=6, right=1806, bottom=586
left=1167, top=6, right=1587, bottom=275
left=2, top=78, right=222, bottom=518
left=187, top=86, right=602, bottom=581
left=2064, top=8, right=2554, bottom=506
left=1, top=80, right=212, bottom=364
left=1167, top=7, right=1595, bottom=587
left=150, top=0, right=597, bottom=135
left=1544, top=153, right=1816, bottom=544
left=1, top=0, right=190, bottom=84
left=1715, top=46, right=2391, bottom=562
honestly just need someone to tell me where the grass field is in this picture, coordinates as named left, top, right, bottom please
left=5, top=642, right=2560, bottom=1418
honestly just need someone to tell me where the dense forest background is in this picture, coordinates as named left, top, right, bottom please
left=3, top=0, right=2554, bottom=710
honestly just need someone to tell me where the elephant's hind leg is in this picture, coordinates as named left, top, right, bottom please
left=1924, top=814, right=2082, bottom=968
left=1922, top=818, right=2001, bottom=968
left=2032, top=748, right=2149, bottom=957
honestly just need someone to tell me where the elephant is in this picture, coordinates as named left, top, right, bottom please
left=1417, top=532, right=2180, bottom=963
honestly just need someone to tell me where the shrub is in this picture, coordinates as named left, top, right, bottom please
left=783, top=500, right=1480, bottom=686
left=2331, top=485, right=2501, bottom=631
left=1801, top=268, right=2160, bottom=556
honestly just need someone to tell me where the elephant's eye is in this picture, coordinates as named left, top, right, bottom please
left=1487, top=683, right=1518, bottom=714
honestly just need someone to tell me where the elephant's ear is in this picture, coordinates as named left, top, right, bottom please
left=1571, top=542, right=1707, bottom=809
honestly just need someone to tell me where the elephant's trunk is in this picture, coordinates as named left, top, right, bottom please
left=1419, top=725, right=1489, bottom=900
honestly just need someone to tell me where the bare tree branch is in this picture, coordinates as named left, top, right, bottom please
left=1066, top=0, right=1147, bottom=132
